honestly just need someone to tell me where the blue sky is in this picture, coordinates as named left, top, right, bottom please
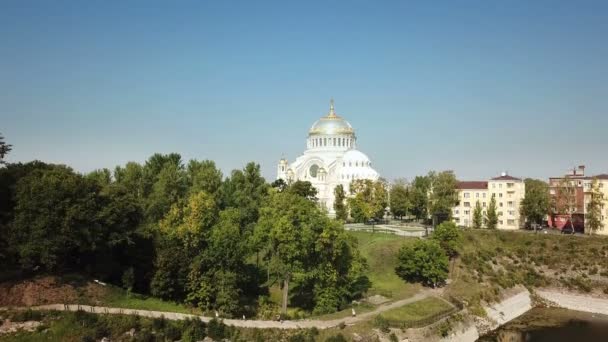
left=1, top=0, right=607, bottom=181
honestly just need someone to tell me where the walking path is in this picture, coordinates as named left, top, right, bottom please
left=0, top=292, right=440, bottom=330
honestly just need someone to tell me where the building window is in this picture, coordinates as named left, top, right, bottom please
left=476, top=193, right=479, bottom=198
left=464, top=210, right=470, bottom=215
left=508, top=201, right=513, bottom=207
left=499, top=220, right=503, bottom=225
left=464, top=202, right=470, bottom=207
left=499, top=183, right=502, bottom=188
left=507, top=219, right=515, bottom=225
left=323, top=138, right=327, bottom=146
left=483, top=202, right=486, bottom=207
left=498, top=211, right=503, bottom=216
left=499, top=193, right=503, bottom=198
left=483, top=193, right=487, bottom=198
left=454, top=210, right=459, bottom=214
left=333, top=138, right=336, bottom=146
left=464, top=193, right=470, bottom=198
left=499, top=202, right=503, bottom=207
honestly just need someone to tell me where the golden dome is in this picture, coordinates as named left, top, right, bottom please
left=309, top=100, right=355, bottom=136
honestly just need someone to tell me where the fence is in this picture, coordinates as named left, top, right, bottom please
left=384, top=295, right=465, bottom=329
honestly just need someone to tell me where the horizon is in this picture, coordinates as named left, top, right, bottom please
left=2, top=0, right=607, bottom=182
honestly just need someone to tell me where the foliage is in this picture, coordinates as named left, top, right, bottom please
left=333, top=184, right=348, bottom=221
left=0, top=133, right=11, bottom=164
left=409, top=175, right=431, bottom=220
left=395, top=239, right=449, bottom=287
left=472, top=200, right=483, bottom=229
left=432, top=221, right=462, bottom=258
left=428, top=171, right=458, bottom=219
left=288, top=180, right=318, bottom=201
left=373, top=315, right=390, bottom=333
left=585, top=178, right=605, bottom=234
left=256, top=191, right=369, bottom=314
left=521, top=178, right=551, bottom=225
left=486, top=195, right=498, bottom=229
left=348, top=179, right=388, bottom=222
left=389, top=178, right=411, bottom=219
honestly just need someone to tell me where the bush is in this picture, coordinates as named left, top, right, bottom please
left=324, top=333, right=347, bottom=342
left=395, top=239, right=449, bottom=287
left=389, top=333, right=399, bottom=342
left=432, top=221, right=462, bottom=258
left=181, top=317, right=206, bottom=342
left=374, top=315, right=390, bottom=333
left=206, top=318, right=227, bottom=341
left=11, top=309, right=44, bottom=322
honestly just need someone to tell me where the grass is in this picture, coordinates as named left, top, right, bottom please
left=102, top=285, right=200, bottom=315
left=349, top=231, right=421, bottom=299
left=314, top=302, right=375, bottom=321
left=380, top=297, right=453, bottom=325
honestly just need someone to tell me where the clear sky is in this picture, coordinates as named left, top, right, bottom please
left=1, top=0, right=607, bottom=182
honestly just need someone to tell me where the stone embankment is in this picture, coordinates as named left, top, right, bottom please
left=536, top=290, right=608, bottom=316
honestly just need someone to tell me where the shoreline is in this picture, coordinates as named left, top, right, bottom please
left=445, top=288, right=608, bottom=342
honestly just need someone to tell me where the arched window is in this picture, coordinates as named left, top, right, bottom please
left=349, top=162, right=352, bottom=167
left=356, top=161, right=358, bottom=167
left=323, top=138, right=327, bottom=146
left=343, top=162, right=345, bottom=167
left=333, top=138, right=336, bottom=146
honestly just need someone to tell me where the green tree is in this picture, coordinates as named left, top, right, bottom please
left=472, top=200, right=483, bottom=229
left=86, top=168, right=112, bottom=189
left=409, top=175, right=431, bottom=220
left=221, top=162, right=268, bottom=227
left=395, top=239, right=449, bottom=287
left=521, top=179, right=551, bottom=226
left=389, top=179, right=410, bottom=219
left=348, top=179, right=388, bottom=222
left=145, top=161, right=187, bottom=223
left=0, top=133, right=11, bottom=164
left=431, top=221, right=461, bottom=258
left=9, top=166, right=102, bottom=271
left=333, top=184, right=348, bottom=221
left=553, top=176, right=577, bottom=232
left=187, top=159, right=223, bottom=197
left=486, top=195, right=498, bottom=229
left=585, top=178, right=605, bottom=235
left=255, top=191, right=368, bottom=314
left=288, top=180, right=318, bottom=201
left=429, top=171, right=458, bottom=221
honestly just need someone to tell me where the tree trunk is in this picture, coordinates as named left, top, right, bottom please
left=281, top=275, right=289, bottom=315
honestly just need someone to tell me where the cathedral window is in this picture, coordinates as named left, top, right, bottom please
left=323, top=138, right=327, bottom=146
left=333, top=138, right=336, bottom=146
left=356, top=161, right=358, bottom=167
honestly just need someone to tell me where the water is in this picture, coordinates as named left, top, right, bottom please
left=478, top=307, right=608, bottom=342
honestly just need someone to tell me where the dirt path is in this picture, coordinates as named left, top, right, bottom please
left=0, top=292, right=444, bottom=330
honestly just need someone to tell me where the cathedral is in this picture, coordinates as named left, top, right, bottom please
left=277, top=100, right=380, bottom=215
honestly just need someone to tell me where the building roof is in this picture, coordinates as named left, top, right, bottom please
left=490, top=175, right=522, bottom=181
left=457, top=181, right=488, bottom=190
left=592, top=174, right=608, bottom=180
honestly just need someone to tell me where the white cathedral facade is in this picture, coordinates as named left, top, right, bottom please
left=277, top=100, right=380, bottom=215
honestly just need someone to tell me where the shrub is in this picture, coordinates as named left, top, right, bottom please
left=11, top=309, right=43, bottom=322
left=181, top=317, right=206, bottom=342
left=324, top=333, right=347, bottom=342
left=395, top=239, right=449, bottom=287
left=432, top=221, right=462, bottom=258
left=206, top=318, right=227, bottom=341
left=374, top=315, right=390, bottom=333
left=389, top=332, right=399, bottom=342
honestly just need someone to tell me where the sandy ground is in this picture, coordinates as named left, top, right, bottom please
left=536, top=289, right=608, bottom=316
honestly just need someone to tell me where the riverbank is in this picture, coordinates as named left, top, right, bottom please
left=537, top=289, right=608, bottom=315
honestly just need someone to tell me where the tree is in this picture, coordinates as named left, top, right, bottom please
left=553, top=176, right=577, bottom=232
left=428, top=171, right=458, bottom=222
left=472, top=201, right=483, bottom=229
left=288, top=180, right=318, bottom=201
left=486, top=194, right=498, bottom=229
left=585, top=178, right=605, bottom=235
left=389, top=179, right=411, bottom=219
left=395, top=239, right=449, bottom=287
left=409, top=175, right=431, bottom=220
left=9, top=166, right=102, bottom=271
left=333, top=184, right=348, bottom=221
left=431, top=221, right=461, bottom=258
left=220, top=162, right=268, bottom=227
left=255, top=191, right=369, bottom=314
left=521, top=179, right=550, bottom=226
left=145, top=160, right=187, bottom=223
left=348, top=179, right=388, bottom=222
left=187, top=160, right=223, bottom=197
left=0, top=133, right=11, bottom=164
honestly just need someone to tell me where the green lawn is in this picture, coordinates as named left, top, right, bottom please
left=349, top=231, right=421, bottom=299
left=101, top=285, right=200, bottom=314
left=379, top=297, right=453, bottom=325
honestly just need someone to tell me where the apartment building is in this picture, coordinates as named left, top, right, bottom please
left=453, top=173, right=525, bottom=229
left=549, top=165, right=608, bottom=235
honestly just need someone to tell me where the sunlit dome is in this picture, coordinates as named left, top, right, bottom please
left=309, top=100, right=354, bottom=136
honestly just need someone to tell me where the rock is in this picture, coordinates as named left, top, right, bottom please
left=124, top=328, right=136, bottom=337
left=352, top=332, right=363, bottom=341
left=101, top=337, right=110, bottom=342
